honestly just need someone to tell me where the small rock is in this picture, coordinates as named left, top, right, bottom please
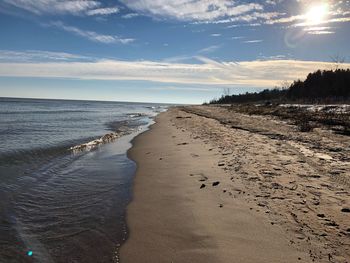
left=317, top=213, right=325, bottom=218
left=341, top=208, right=350, bottom=213
left=200, top=184, right=206, bottom=189
left=325, top=221, right=339, bottom=227
left=212, top=181, right=220, bottom=186
left=258, top=201, right=268, bottom=207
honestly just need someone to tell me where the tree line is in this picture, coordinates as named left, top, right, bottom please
left=209, top=69, right=350, bottom=104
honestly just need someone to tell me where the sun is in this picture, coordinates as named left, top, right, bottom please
left=305, top=3, right=329, bottom=25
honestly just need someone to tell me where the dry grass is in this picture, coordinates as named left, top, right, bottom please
left=227, top=104, right=350, bottom=135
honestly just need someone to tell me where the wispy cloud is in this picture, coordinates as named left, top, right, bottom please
left=149, top=86, right=214, bottom=92
left=86, top=7, right=119, bottom=16
left=1, top=51, right=348, bottom=88
left=47, top=21, right=134, bottom=44
left=0, top=50, right=93, bottom=62
left=122, top=13, right=139, bottom=19
left=210, top=33, right=221, bottom=37
left=119, top=0, right=263, bottom=21
left=232, top=36, right=245, bottom=40
left=198, top=45, right=221, bottom=54
left=244, top=40, right=263, bottom=43
left=2, top=0, right=119, bottom=16
left=307, top=31, right=335, bottom=35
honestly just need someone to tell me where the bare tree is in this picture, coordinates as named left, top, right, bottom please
left=330, top=54, right=346, bottom=70
left=223, top=87, right=231, bottom=96
left=279, top=80, right=291, bottom=90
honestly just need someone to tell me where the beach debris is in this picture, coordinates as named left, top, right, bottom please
left=200, top=184, right=206, bottom=189
left=176, top=116, right=192, bottom=119
left=212, top=181, right=220, bottom=186
left=199, top=175, right=208, bottom=182
left=341, top=208, right=350, bottom=213
left=177, top=142, right=188, bottom=145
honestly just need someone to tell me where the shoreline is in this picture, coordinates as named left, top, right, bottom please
left=120, top=107, right=326, bottom=262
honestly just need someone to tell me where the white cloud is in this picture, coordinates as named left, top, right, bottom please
left=198, top=45, right=221, bottom=54
left=86, top=7, right=119, bottom=16
left=303, top=26, right=335, bottom=35
left=48, top=21, right=134, bottom=44
left=2, top=0, right=120, bottom=16
left=307, top=31, right=335, bottom=35
left=119, top=0, right=263, bottom=21
left=3, top=0, right=100, bottom=15
left=210, top=33, right=221, bottom=37
left=122, top=13, right=139, bottom=19
left=231, top=36, right=245, bottom=40
left=1, top=52, right=349, bottom=88
left=244, top=40, right=263, bottom=43
left=0, top=50, right=92, bottom=62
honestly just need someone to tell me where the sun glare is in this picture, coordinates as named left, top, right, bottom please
left=305, top=3, right=329, bottom=25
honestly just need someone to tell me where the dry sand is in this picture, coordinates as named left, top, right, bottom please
left=120, top=106, right=350, bottom=263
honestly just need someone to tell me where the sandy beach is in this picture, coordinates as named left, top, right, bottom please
left=120, top=106, right=350, bottom=263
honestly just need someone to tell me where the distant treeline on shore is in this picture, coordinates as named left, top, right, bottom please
left=209, top=69, right=350, bottom=104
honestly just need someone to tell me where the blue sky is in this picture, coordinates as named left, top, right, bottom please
left=0, top=0, right=350, bottom=104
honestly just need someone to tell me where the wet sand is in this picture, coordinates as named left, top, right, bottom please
left=119, top=106, right=349, bottom=263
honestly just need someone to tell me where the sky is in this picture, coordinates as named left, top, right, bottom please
left=0, top=0, right=350, bottom=104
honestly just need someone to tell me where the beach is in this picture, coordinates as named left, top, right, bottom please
left=121, top=106, right=350, bottom=263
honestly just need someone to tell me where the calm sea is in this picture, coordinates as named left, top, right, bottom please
left=0, top=97, right=167, bottom=263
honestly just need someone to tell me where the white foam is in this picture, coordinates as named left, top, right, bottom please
left=70, top=127, right=140, bottom=154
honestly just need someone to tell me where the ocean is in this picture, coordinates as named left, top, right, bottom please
left=0, top=97, right=167, bottom=263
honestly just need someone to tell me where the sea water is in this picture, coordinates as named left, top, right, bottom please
left=0, top=97, right=167, bottom=262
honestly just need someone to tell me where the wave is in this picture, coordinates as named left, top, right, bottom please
left=69, top=127, right=140, bottom=154
left=126, top=113, right=149, bottom=118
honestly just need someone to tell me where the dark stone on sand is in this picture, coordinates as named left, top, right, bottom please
left=341, top=208, right=350, bottom=213
left=258, top=201, right=268, bottom=207
left=212, top=181, right=220, bottom=186
left=177, top=142, right=188, bottom=145
left=271, top=182, right=283, bottom=189
left=325, top=221, right=339, bottom=227
left=200, top=184, right=206, bottom=189
left=176, top=116, right=192, bottom=119
left=317, top=214, right=325, bottom=218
